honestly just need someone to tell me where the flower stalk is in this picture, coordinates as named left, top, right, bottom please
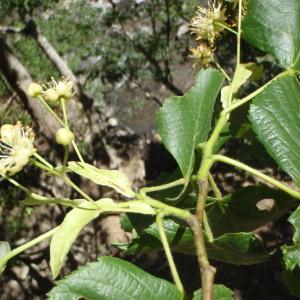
left=156, top=212, right=185, bottom=297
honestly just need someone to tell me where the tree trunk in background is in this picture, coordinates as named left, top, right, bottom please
left=0, top=37, right=58, bottom=141
left=22, top=17, right=109, bottom=161
left=23, top=18, right=102, bottom=128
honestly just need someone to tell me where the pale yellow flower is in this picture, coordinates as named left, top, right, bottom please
left=55, top=80, right=74, bottom=99
left=0, top=122, right=36, bottom=175
left=190, top=1, right=226, bottom=43
left=42, top=78, right=74, bottom=102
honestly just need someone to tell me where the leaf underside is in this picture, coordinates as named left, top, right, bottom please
left=50, top=200, right=101, bottom=278
left=68, top=161, right=135, bottom=197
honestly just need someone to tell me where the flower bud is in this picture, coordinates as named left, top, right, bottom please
left=44, top=88, right=59, bottom=102
left=27, top=83, right=42, bottom=98
left=56, top=80, right=73, bottom=99
left=55, top=128, right=74, bottom=146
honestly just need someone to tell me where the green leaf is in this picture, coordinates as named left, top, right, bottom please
left=281, top=205, right=300, bottom=297
left=207, top=232, right=269, bottom=265
left=47, top=256, right=182, bottom=300
left=50, top=199, right=107, bottom=278
left=249, top=75, right=300, bottom=186
left=244, top=63, right=264, bottom=82
left=207, top=185, right=296, bottom=238
left=191, top=284, right=234, bottom=300
left=221, top=65, right=252, bottom=109
left=282, top=206, right=300, bottom=271
left=157, top=69, right=224, bottom=178
left=283, top=244, right=300, bottom=271
left=68, top=161, right=135, bottom=197
left=120, top=217, right=270, bottom=265
left=232, top=64, right=252, bottom=91
left=242, top=0, right=300, bottom=70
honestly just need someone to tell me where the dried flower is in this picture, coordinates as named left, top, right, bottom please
left=190, top=44, right=213, bottom=66
left=0, top=122, right=36, bottom=175
left=190, top=0, right=226, bottom=43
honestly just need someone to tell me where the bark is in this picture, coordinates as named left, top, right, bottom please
left=0, top=37, right=58, bottom=141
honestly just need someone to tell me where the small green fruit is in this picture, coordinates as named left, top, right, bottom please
left=55, top=128, right=74, bottom=146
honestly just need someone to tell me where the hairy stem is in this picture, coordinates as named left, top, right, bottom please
left=198, top=112, right=227, bottom=179
left=156, top=212, right=185, bottom=296
left=213, top=154, right=300, bottom=200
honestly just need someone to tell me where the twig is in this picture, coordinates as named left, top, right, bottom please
left=208, top=173, right=222, bottom=200
left=213, top=154, right=300, bottom=200
left=188, top=180, right=216, bottom=300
